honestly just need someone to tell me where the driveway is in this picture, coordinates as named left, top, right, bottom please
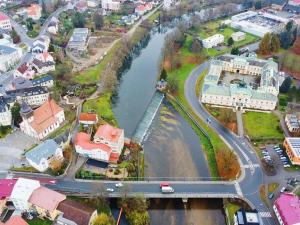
left=0, top=130, right=38, bottom=172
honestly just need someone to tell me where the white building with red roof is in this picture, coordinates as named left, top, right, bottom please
left=0, top=12, right=11, bottom=30
left=19, top=99, right=65, bottom=140
left=273, top=192, right=300, bottom=225
left=94, top=124, right=124, bottom=154
left=14, top=63, right=36, bottom=80
left=27, top=4, right=42, bottom=20
left=79, top=113, right=98, bottom=125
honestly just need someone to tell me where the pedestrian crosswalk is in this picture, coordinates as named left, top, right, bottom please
left=234, top=182, right=243, bottom=197
left=259, top=212, right=272, bottom=218
left=243, top=164, right=260, bottom=169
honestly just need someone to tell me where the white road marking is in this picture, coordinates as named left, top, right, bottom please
left=234, top=182, right=243, bottom=197
left=259, top=212, right=272, bottom=218
left=243, top=164, right=260, bottom=168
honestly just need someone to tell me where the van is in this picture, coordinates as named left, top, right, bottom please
left=161, top=186, right=174, bottom=193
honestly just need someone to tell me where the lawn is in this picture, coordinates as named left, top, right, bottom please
left=27, top=218, right=52, bottom=225
left=224, top=202, right=240, bottom=225
left=243, top=112, right=284, bottom=141
left=83, top=93, right=117, bottom=126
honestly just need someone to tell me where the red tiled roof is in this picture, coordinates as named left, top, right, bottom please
left=136, top=5, right=146, bottom=11
left=0, top=179, right=17, bottom=200
left=79, top=113, right=97, bottom=122
left=76, top=1, right=87, bottom=8
left=17, top=63, right=29, bottom=74
left=29, top=187, right=66, bottom=212
left=75, top=132, right=112, bottom=152
left=0, top=12, right=9, bottom=21
left=5, top=216, right=28, bottom=225
left=30, top=98, right=63, bottom=133
left=109, top=152, right=120, bottom=163
left=95, top=124, right=123, bottom=143
left=27, top=4, right=41, bottom=16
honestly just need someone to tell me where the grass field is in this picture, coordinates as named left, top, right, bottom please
left=243, top=112, right=284, bottom=140
left=83, top=93, right=117, bottom=126
left=27, top=218, right=52, bottom=225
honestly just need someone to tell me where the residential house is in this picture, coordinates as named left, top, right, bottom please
left=14, top=63, right=36, bottom=80
left=101, top=0, right=121, bottom=11
left=6, top=86, right=49, bottom=106
left=56, top=199, right=97, bottom=225
left=283, top=137, right=300, bottom=165
left=29, top=187, right=66, bottom=220
left=25, top=139, right=64, bottom=172
left=231, top=31, right=246, bottom=42
left=0, top=12, right=11, bottom=30
left=285, top=113, right=300, bottom=134
left=0, top=33, right=13, bottom=46
left=78, top=113, right=98, bottom=125
left=2, top=216, right=29, bottom=225
left=32, top=75, right=54, bottom=88
left=87, top=0, right=99, bottom=8
left=135, top=3, right=152, bottom=15
left=10, top=77, right=33, bottom=90
left=233, top=208, right=261, bottom=225
left=19, top=99, right=65, bottom=140
left=75, top=1, right=88, bottom=12
left=27, top=4, right=42, bottom=20
left=35, top=52, right=54, bottom=63
left=0, top=45, right=22, bottom=72
left=94, top=124, right=124, bottom=154
left=10, top=178, right=40, bottom=211
left=67, top=28, right=89, bottom=56
left=32, top=58, right=55, bottom=75
left=32, top=36, right=50, bottom=53
left=0, top=96, right=12, bottom=126
left=0, top=179, right=16, bottom=214
left=273, top=192, right=300, bottom=225
left=48, top=17, right=59, bottom=35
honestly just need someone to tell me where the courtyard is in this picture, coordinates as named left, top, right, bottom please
left=219, top=71, right=260, bottom=89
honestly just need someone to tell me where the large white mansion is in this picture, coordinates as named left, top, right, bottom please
left=201, top=54, right=279, bottom=111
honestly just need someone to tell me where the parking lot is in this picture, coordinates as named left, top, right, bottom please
left=261, top=145, right=292, bottom=171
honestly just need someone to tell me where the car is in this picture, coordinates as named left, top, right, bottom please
left=263, top=156, right=271, bottom=160
left=284, top=164, right=291, bottom=168
left=115, top=182, right=123, bottom=188
left=268, top=193, right=274, bottom=199
left=106, top=188, right=114, bottom=192
left=161, top=186, right=175, bottom=193
left=160, top=182, right=170, bottom=188
left=280, top=187, right=286, bottom=193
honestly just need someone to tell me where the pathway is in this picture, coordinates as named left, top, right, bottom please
left=236, top=110, right=244, bottom=137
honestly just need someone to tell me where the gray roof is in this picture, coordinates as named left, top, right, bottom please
left=11, top=77, right=33, bottom=90
left=25, top=139, right=60, bottom=165
left=0, top=45, right=17, bottom=55
left=32, top=75, right=53, bottom=86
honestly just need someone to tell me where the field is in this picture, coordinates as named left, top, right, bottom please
left=243, top=112, right=284, bottom=141
left=27, top=218, right=52, bottom=225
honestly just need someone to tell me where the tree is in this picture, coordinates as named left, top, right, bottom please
left=270, top=34, right=280, bottom=53
left=94, top=12, right=104, bottom=30
left=26, top=18, right=33, bottom=31
left=286, top=21, right=294, bottom=32
left=254, top=1, right=262, bottom=10
left=0, top=33, right=3, bottom=39
left=279, top=77, right=292, bottom=93
left=189, top=36, right=202, bottom=53
left=259, top=33, right=271, bottom=55
left=231, top=47, right=240, bottom=55
left=92, top=213, right=114, bottom=225
left=11, top=102, right=21, bottom=126
left=127, top=211, right=150, bottom=225
left=227, top=37, right=234, bottom=46
left=167, top=76, right=179, bottom=94
left=72, top=12, right=85, bottom=28
left=219, top=108, right=234, bottom=125
left=160, top=68, right=167, bottom=80
left=293, top=38, right=300, bottom=55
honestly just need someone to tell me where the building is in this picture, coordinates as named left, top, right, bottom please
left=0, top=97, right=12, bottom=126
left=0, top=45, right=22, bottom=72
left=47, top=17, right=58, bottom=35
left=27, top=4, right=42, bottom=20
left=19, top=99, right=65, bottom=140
left=231, top=31, right=246, bottom=42
left=0, top=12, right=11, bottom=30
left=78, top=113, right=98, bottom=125
left=163, top=0, right=175, bottom=9
left=234, top=208, right=261, bottom=225
left=75, top=1, right=88, bottom=12
left=285, top=0, right=300, bottom=13
left=25, top=139, right=64, bottom=172
left=29, top=186, right=66, bottom=220
left=10, top=77, right=33, bottom=90
left=273, top=192, right=300, bottom=225
left=283, top=137, right=300, bottom=165
left=14, top=63, right=36, bottom=80
left=6, top=86, right=49, bottom=107
left=32, top=58, right=55, bottom=75
left=201, top=34, right=224, bottom=49
left=10, top=178, right=40, bottom=211
left=94, top=124, right=124, bottom=154
left=285, top=113, right=300, bottom=134
left=67, top=28, right=89, bottom=56
left=56, top=199, right=97, bottom=225
left=231, top=11, right=289, bottom=37
left=201, top=54, right=279, bottom=111
left=32, top=36, right=50, bottom=53
left=101, top=0, right=121, bottom=11
left=0, top=179, right=16, bottom=214
left=2, top=216, right=29, bottom=225
left=32, top=75, right=54, bottom=88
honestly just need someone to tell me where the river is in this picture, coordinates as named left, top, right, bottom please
left=112, top=26, right=225, bottom=224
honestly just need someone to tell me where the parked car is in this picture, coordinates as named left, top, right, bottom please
left=161, top=186, right=175, bottom=194
left=268, top=193, right=274, bottom=199
left=106, top=188, right=114, bottom=192
left=280, top=187, right=286, bottom=193
left=160, top=182, right=170, bottom=188
left=284, top=164, right=291, bottom=168
left=115, top=183, right=123, bottom=188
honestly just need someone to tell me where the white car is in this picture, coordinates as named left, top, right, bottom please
left=106, top=188, right=114, bottom=192
left=280, top=187, right=286, bottom=193
left=115, top=182, right=124, bottom=188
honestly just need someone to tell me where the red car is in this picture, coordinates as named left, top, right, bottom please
left=160, top=182, right=170, bottom=188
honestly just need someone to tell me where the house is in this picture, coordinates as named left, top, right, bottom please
left=67, top=28, right=89, bottom=56
left=79, top=113, right=98, bottom=125
left=6, top=86, right=49, bottom=107
left=0, top=96, right=12, bottom=126
left=87, top=0, right=99, bottom=8
left=202, top=34, right=224, bottom=49
left=48, top=17, right=59, bottom=35
left=27, top=4, right=42, bottom=20
left=135, top=4, right=147, bottom=15
left=74, top=132, right=113, bottom=163
left=2, top=216, right=29, bottom=225
left=234, top=208, right=261, bottom=225
left=32, top=75, right=54, bottom=88
left=273, top=192, right=300, bottom=225
left=25, top=139, right=64, bottom=172
left=34, top=52, right=54, bottom=63
left=75, top=1, right=88, bottom=12
left=101, top=0, right=121, bottom=11
left=32, top=36, right=50, bottom=53
left=19, top=99, right=65, bottom=140
left=285, top=113, right=300, bottom=134
left=0, top=12, right=11, bottom=30
left=0, top=45, right=22, bottom=72
left=29, top=186, right=66, bottom=220
left=56, top=199, right=97, bottom=225
left=0, top=179, right=16, bottom=214
left=270, top=0, right=287, bottom=10
left=94, top=124, right=124, bottom=154
left=231, top=31, right=246, bottom=42
left=10, top=77, right=33, bottom=90
left=10, top=178, right=40, bottom=211
left=283, top=137, right=300, bottom=165
left=14, top=63, right=36, bottom=80
left=32, top=58, right=55, bottom=75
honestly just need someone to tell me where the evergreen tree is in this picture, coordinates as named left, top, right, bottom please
left=94, top=12, right=104, bottom=30
left=227, top=37, right=234, bottom=46
left=160, top=68, right=167, bottom=80
left=280, top=77, right=292, bottom=93
left=189, top=36, right=202, bottom=53
left=231, top=47, right=240, bottom=55
left=254, top=1, right=262, bottom=10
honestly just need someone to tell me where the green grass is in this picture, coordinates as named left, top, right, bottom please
left=72, top=41, right=121, bottom=85
left=27, top=218, right=53, bottom=225
left=225, top=202, right=240, bottom=225
left=83, top=93, right=117, bottom=126
left=243, top=112, right=284, bottom=141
